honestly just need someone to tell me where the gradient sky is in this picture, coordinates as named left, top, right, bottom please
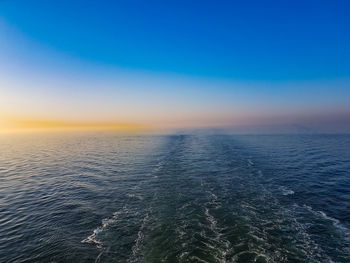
left=0, top=0, right=350, bottom=132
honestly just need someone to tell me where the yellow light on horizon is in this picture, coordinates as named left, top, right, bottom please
left=0, top=114, right=150, bottom=134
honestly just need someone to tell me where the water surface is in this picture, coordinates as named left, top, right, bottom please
left=0, top=134, right=349, bottom=262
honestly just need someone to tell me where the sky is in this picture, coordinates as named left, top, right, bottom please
left=0, top=0, right=349, bottom=133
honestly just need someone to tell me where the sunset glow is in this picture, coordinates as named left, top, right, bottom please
left=0, top=1, right=349, bottom=133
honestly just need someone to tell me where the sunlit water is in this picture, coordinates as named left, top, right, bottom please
left=0, top=134, right=349, bottom=262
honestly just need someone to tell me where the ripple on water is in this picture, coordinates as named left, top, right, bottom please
left=1, top=134, right=350, bottom=262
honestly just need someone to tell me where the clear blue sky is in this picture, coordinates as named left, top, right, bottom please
left=0, top=0, right=349, bottom=131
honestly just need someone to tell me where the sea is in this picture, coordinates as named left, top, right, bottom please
left=0, top=134, right=349, bottom=262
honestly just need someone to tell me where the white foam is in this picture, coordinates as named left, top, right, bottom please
left=203, top=207, right=232, bottom=262
left=304, top=205, right=350, bottom=240
left=247, top=159, right=254, bottom=166
left=126, top=193, right=144, bottom=200
left=205, top=207, right=218, bottom=231
left=280, top=186, right=295, bottom=196
left=131, top=212, right=150, bottom=257
left=82, top=212, right=120, bottom=247
left=178, top=251, right=189, bottom=259
left=240, top=202, right=257, bottom=211
left=189, top=256, right=210, bottom=263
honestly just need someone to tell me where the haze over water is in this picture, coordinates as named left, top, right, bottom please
left=1, top=133, right=349, bottom=262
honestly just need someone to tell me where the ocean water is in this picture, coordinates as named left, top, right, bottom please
left=0, top=134, right=349, bottom=263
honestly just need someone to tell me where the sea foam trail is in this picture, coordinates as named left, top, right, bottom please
left=130, top=212, right=150, bottom=259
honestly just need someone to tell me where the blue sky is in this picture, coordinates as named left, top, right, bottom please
left=0, top=0, right=349, bottom=131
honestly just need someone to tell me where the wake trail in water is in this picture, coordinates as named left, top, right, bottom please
left=79, top=135, right=350, bottom=263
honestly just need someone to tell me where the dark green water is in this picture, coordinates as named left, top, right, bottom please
left=0, top=134, right=349, bottom=262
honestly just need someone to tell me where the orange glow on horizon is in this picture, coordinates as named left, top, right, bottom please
left=0, top=114, right=151, bottom=134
